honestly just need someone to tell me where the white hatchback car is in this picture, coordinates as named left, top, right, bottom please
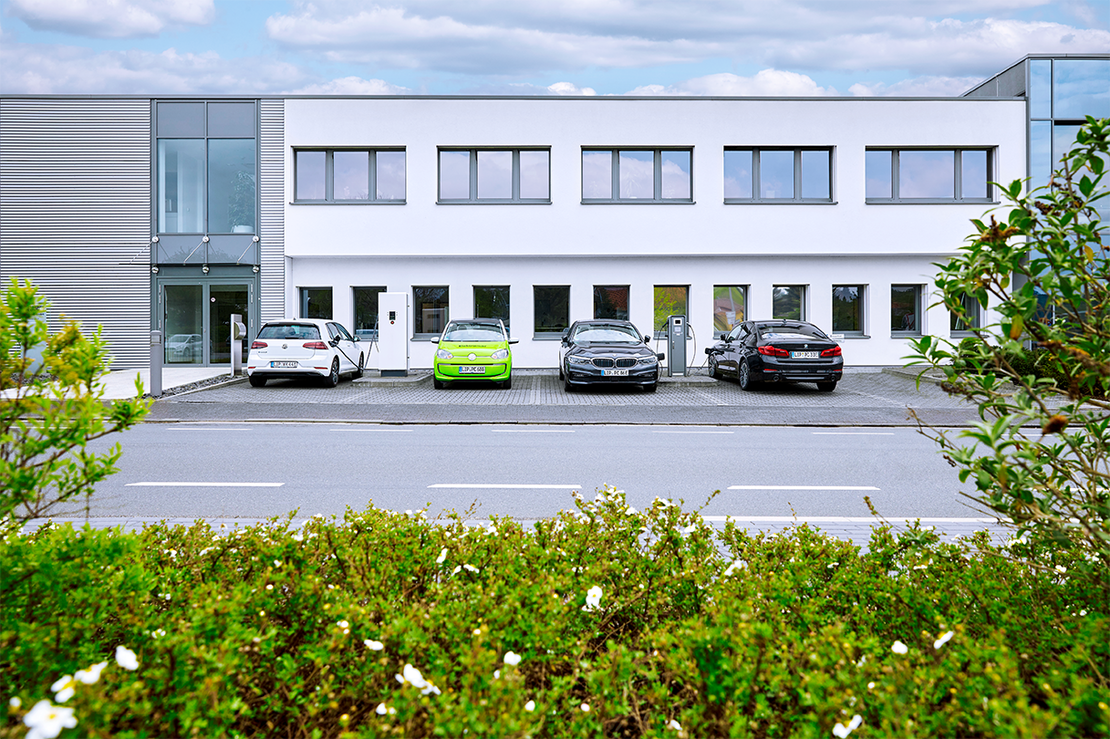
left=246, top=318, right=365, bottom=388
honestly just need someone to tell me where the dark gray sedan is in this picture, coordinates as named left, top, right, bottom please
left=558, top=320, right=664, bottom=392
left=706, top=320, right=843, bottom=391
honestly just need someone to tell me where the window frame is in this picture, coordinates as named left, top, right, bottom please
left=890, top=284, right=923, bottom=337
left=474, top=285, right=511, bottom=333
left=723, top=147, right=834, bottom=204
left=713, top=285, right=748, bottom=334
left=293, top=148, right=406, bottom=204
left=593, top=285, right=631, bottom=321
left=581, top=148, right=694, bottom=204
left=865, top=148, right=994, bottom=204
left=653, top=285, right=690, bottom=339
left=413, top=286, right=450, bottom=337
left=772, top=285, right=807, bottom=322
left=352, top=286, right=387, bottom=340
left=533, top=285, right=571, bottom=339
left=299, top=287, right=333, bottom=320
left=832, top=284, right=867, bottom=337
left=950, top=293, right=982, bottom=336
left=437, top=148, right=551, bottom=204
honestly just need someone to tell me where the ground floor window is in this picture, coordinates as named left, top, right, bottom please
left=891, top=285, right=922, bottom=335
left=534, top=286, right=570, bottom=336
left=474, top=285, right=510, bottom=331
left=353, top=286, right=386, bottom=339
left=773, top=285, right=806, bottom=321
left=653, top=285, right=689, bottom=338
left=713, top=286, right=747, bottom=333
left=414, top=286, right=449, bottom=335
left=300, top=287, right=332, bottom=319
left=833, top=285, right=865, bottom=334
left=950, top=293, right=981, bottom=333
left=594, top=285, right=630, bottom=321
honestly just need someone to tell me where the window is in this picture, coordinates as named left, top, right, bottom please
left=438, top=149, right=550, bottom=203
left=594, top=286, right=629, bottom=321
left=950, top=294, right=981, bottom=333
left=474, top=286, right=510, bottom=332
left=713, top=286, right=747, bottom=332
left=773, top=286, right=806, bottom=321
left=534, top=286, right=570, bottom=337
left=582, top=149, right=692, bottom=202
left=414, top=286, right=449, bottom=335
left=294, top=149, right=406, bottom=203
left=866, top=149, right=993, bottom=202
left=724, top=148, right=832, bottom=202
left=653, top=286, right=689, bottom=338
left=300, top=287, right=332, bottom=319
left=891, top=285, right=922, bottom=335
left=833, top=285, right=865, bottom=335
left=353, top=286, right=387, bottom=339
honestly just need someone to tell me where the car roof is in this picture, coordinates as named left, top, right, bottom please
left=264, top=318, right=331, bottom=327
left=573, top=319, right=635, bottom=327
left=449, top=318, right=503, bottom=325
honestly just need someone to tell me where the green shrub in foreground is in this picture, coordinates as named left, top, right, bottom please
left=1, top=489, right=1107, bottom=738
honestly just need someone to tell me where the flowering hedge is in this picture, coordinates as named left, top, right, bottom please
left=1, top=490, right=1107, bottom=738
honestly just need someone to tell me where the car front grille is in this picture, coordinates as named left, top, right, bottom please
left=592, top=358, right=614, bottom=368
left=590, top=357, right=637, bottom=368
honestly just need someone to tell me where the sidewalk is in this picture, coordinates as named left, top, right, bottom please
left=100, top=366, right=243, bottom=400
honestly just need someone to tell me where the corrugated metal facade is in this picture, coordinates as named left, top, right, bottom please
left=0, top=98, right=151, bottom=368
left=259, top=99, right=285, bottom=322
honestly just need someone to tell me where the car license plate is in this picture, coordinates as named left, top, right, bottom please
left=602, top=369, right=629, bottom=376
left=271, top=361, right=297, bottom=368
left=459, top=366, right=485, bottom=374
left=790, top=351, right=819, bottom=359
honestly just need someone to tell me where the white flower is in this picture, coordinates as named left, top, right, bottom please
left=582, top=586, right=603, bottom=612
left=1055, top=565, right=1068, bottom=574
left=49, top=676, right=75, bottom=703
left=10, top=697, right=21, bottom=709
left=436, top=548, right=448, bottom=564
left=23, top=700, right=77, bottom=739
left=395, top=663, right=441, bottom=696
left=934, top=631, right=955, bottom=650
left=273, top=560, right=282, bottom=568
left=463, top=564, right=479, bottom=573
left=668, top=719, right=683, bottom=730
left=722, top=561, right=740, bottom=577
left=75, top=662, right=107, bottom=685
left=832, top=714, right=863, bottom=738
left=524, top=700, right=535, bottom=712
left=580, top=703, right=590, bottom=712
left=504, top=651, right=522, bottom=666
left=891, top=640, right=908, bottom=655
left=867, top=682, right=876, bottom=690
left=375, top=702, right=395, bottom=715
left=494, top=670, right=500, bottom=679
left=115, top=645, right=139, bottom=671
left=292, top=533, right=304, bottom=542
left=364, top=640, right=384, bottom=651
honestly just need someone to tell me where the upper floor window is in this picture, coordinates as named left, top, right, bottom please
left=294, top=149, right=406, bottom=203
left=438, top=148, right=550, bottom=203
left=724, top=148, right=832, bottom=203
left=866, top=148, right=992, bottom=203
left=582, top=148, right=692, bottom=203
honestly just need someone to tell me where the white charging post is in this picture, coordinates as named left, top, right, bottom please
left=378, top=292, right=410, bottom=377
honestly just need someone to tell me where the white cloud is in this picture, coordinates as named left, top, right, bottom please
left=287, top=77, right=413, bottom=95
left=5, top=0, right=215, bottom=39
left=548, top=82, right=596, bottom=96
left=625, top=70, right=839, bottom=96
left=848, top=76, right=987, bottom=97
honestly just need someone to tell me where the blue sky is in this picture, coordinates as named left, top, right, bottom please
left=1, top=0, right=1107, bottom=96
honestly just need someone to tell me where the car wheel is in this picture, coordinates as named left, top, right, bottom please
left=563, top=375, right=574, bottom=392
left=644, top=382, right=657, bottom=393
left=248, top=374, right=267, bottom=388
left=709, top=356, right=721, bottom=379
left=501, top=377, right=512, bottom=390
left=738, top=361, right=758, bottom=391
left=558, top=365, right=565, bottom=381
left=817, top=380, right=837, bottom=392
left=434, top=378, right=445, bottom=389
left=354, top=353, right=365, bottom=379
left=323, top=358, right=340, bottom=388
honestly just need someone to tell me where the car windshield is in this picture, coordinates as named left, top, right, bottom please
left=572, top=324, right=641, bottom=344
left=442, top=323, right=505, bottom=342
left=258, top=324, right=322, bottom=340
left=757, top=323, right=827, bottom=340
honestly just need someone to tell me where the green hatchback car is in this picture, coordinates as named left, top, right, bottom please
left=433, top=318, right=517, bottom=389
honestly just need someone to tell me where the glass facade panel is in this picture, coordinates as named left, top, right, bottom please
left=582, top=151, right=612, bottom=199
left=1029, top=59, right=1052, bottom=119
left=899, top=150, right=954, bottom=199
left=207, top=102, right=255, bottom=137
left=594, top=285, right=629, bottom=321
left=333, top=151, right=369, bottom=200
left=519, top=150, right=550, bottom=200
left=534, top=286, right=570, bottom=334
left=296, top=151, right=326, bottom=200
left=832, top=286, right=863, bottom=333
left=773, top=286, right=804, bottom=321
left=723, top=150, right=753, bottom=199
left=157, top=139, right=205, bottom=233
left=891, top=285, right=920, bottom=334
left=301, top=287, right=332, bottom=319
left=474, top=286, right=510, bottom=330
left=1030, top=121, right=1052, bottom=187
left=760, top=150, right=794, bottom=199
left=208, top=139, right=256, bottom=233
left=209, top=284, right=249, bottom=363
left=376, top=151, right=406, bottom=200
left=1054, top=124, right=1083, bottom=163
left=353, top=286, right=386, bottom=339
left=713, top=286, right=746, bottom=332
left=801, top=150, right=830, bottom=199
left=157, top=102, right=205, bottom=137
left=661, top=151, right=691, bottom=199
left=414, top=286, right=449, bottom=334
left=478, top=150, right=513, bottom=199
left=439, top=151, right=470, bottom=200
left=653, top=286, right=688, bottom=337
left=865, top=150, right=892, bottom=199
left=619, top=150, right=654, bottom=199
left=1053, top=59, right=1110, bottom=119
left=961, top=150, right=988, bottom=199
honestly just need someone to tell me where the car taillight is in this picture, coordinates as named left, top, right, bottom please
left=251, top=341, right=267, bottom=349
left=757, top=345, right=790, bottom=357
left=821, top=346, right=842, bottom=357
left=303, top=341, right=329, bottom=350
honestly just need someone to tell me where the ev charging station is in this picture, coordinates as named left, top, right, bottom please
left=378, top=292, right=410, bottom=377
left=666, top=314, right=687, bottom=377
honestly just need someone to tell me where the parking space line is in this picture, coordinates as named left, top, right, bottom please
left=812, top=432, right=895, bottom=435
left=328, top=428, right=413, bottom=432
left=653, top=430, right=734, bottom=434
left=727, top=485, right=880, bottom=491
left=428, top=483, right=581, bottom=489
left=126, top=482, right=284, bottom=487
left=167, top=428, right=252, bottom=432
left=491, top=429, right=575, bottom=433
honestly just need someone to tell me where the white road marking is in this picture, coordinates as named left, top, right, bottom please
left=812, top=432, right=895, bottom=435
left=428, top=483, right=581, bottom=489
left=329, top=428, right=412, bottom=432
left=125, top=482, right=284, bottom=487
left=491, top=429, right=576, bottom=433
left=653, top=430, right=734, bottom=434
left=727, top=485, right=880, bottom=491
left=167, top=428, right=252, bottom=432
left=702, top=516, right=996, bottom=523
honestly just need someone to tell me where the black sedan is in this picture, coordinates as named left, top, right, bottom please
left=559, top=320, right=664, bottom=392
left=706, top=320, right=843, bottom=391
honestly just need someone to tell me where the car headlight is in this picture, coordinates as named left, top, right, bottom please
left=491, top=348, right=509, bottom=360
left=637, top=354, right=658, bottom=365
left=435, top=349, right=453, bottom=360
left=567, top=355, right=592, bottom=365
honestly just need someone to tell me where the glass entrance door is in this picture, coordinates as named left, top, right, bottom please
left=164, top=284, right=204, bottom=365
left=162, top=282, right=252, bottom=366
left=209, top=285, right=249, bottom=364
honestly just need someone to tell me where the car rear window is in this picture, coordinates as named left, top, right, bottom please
left=258, top=324, right=322, bottom=340
left=442, top=323, right=505, bottom=342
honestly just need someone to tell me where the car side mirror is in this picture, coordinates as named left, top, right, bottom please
left=643, top=335, right=651, bottom=343
left=330, top=338, right=340, bottom=347
left=657, top=352, right=665, bottom=361
left=509, top=338, right=519, bottom=344
left=718, top=332, right=728, bottom=341
left=434, top=335, right=443, bottom=343
left=353, top=336, right=360, bottom=342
